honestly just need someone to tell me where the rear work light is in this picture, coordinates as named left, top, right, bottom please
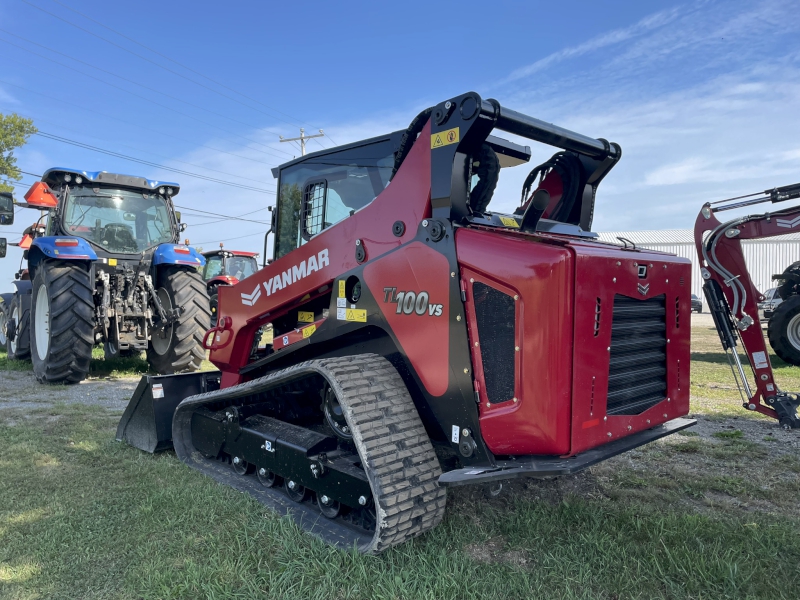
left=55, top=239, right=80, bottom=247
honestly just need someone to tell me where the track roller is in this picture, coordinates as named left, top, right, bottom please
left=171, top=353, right=447, bottom=554
left=257, top=467, right=277, bottom=487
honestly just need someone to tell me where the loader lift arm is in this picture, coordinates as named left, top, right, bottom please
left=694, top=182, right=800, bottom=428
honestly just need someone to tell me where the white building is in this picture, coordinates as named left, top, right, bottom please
left=596, top=229, right=800, bottom=302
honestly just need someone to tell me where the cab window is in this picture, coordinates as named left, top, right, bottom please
left=274, top=137, right=398, bottom=259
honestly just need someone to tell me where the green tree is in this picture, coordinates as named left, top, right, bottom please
left=0, top=113, right=37, bottom=193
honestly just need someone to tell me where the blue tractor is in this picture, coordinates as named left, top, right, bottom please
left=3, top=168, right=211, bottom=383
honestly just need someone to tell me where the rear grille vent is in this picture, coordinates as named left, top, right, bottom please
left=473, top=282, right=516, bottom=404
left=607, top=294, right=667, bottom=415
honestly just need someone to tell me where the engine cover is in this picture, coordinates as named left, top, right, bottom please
left=457, top=227, right=691, bottom=457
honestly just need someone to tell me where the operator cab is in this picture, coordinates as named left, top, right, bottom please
left=271, top=123, right=607, bottom=259
left=34, top=169, right=182, bottom=257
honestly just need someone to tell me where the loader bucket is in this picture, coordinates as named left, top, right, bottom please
left=116, top=371, right=221, bottom=453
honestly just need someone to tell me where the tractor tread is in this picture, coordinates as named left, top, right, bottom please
left=171, top=353, right=446, bottom=554
left=146, top=267, right=210, bottom=374
left=30, top=261, right=94, bottom=384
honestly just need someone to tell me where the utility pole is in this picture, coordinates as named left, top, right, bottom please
left=279, top=128, right=325, bottom=156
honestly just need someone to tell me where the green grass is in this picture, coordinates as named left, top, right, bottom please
left=690, top=321, right=800, bottom=417
left=1, top=321, right=799, bottom=598
left=1, top=404, right=799, bottom=600
left=0, top=346, right=215, bottom=379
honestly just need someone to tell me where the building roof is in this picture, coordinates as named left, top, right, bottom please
left=596, top=229, right=800, bottom=245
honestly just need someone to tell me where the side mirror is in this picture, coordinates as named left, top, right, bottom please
left=0, top=238, right=7, bottom=258
left=175, top=210, right=181, bottom=222
left=268, top=205, right=276, bottom=233
left=0, top=192, right=14, bottom=226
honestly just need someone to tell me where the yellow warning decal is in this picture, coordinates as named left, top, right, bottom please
left=499, top=216, right=519, bottom=228
left=302, top=324, right=316, bottom=339
left=431, top=127, right=460, bottom=149
left=108, top=258, right=118, bottom=266
left=298, top=311, right=314, bottom=323
left=338, top=280, right=346, bottom=298
left=346, top=308, right=367, bottom=322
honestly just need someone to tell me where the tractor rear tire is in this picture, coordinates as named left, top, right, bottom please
left=146, top=267, right=210, bottom=374
left=0, top=299, right=8, bottom=349
left=30, top=261, right=95, bottom=383
left=768, top=295, right=800, bottom=366
left=6, top=294, right=31, bottom=360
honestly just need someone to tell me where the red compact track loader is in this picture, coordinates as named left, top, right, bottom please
left=117, top=92, right=695, bottom=553
left=694, top=185, right=800, bottom=429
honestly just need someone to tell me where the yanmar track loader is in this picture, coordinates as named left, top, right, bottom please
left=117, top=92, right=695, bottom=554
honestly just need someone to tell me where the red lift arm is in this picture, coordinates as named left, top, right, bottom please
left=694, top=183, right=800, bottom=428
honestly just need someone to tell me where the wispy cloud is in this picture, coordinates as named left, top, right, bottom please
left=487, top=0, right=800, bottom=231
left=501, top=6, right=683, bottom=84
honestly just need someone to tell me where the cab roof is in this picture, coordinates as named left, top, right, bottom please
left=42, top=168, right=181, bottom=196
left=202, top=249, right=259, bottom=258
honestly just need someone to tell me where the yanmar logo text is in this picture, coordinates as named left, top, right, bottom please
left=241, top=249, right=329, bottom=306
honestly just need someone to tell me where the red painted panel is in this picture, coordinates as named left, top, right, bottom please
left=456, top=228, right=574, bottom=456
left=457, top=227, right=692, bottom=457
left=363, top=243, right=450, bottom=397
left=569, top=244, right=692, bottom=455
left=211, top=122, right=433, bottom=381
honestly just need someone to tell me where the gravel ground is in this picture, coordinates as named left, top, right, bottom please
left=0, top=370, right=138, bottom=413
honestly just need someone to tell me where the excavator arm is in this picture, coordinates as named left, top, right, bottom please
left=694, top=183, right=800, bottom=428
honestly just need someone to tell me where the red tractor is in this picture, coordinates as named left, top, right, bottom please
left=201, top=246, right=259, bottom=326
left=118, top=92, right=695, bottom=554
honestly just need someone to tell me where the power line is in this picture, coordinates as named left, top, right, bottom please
left=0, top=29, right=294, bottom=158
left=15, top=169, right=272, bottom=226
left=26, top=133, right=275, bottom=195
left=12, top=111, right=278, bottom=182
left=21, top=0, right=313, bottom=138
left=3, top=46, right=292, bottom=162
left=51, top=0, right=322, bottom=133
left=0, top=78, right=289, bottom=168
left=174, top=204, right=269, bottom=225
left=192, top=230, right=268, bottom=245
left=187, top=206, right=270, bottom=227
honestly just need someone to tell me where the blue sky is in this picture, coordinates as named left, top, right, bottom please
left=1, top=0, right=799, bottom=288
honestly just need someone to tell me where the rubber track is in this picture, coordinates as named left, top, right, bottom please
left=147, top=267, right=210, bottom=373
left=31, top=262, right=94, bottom=383
left=172, top=353, right=447, bottom=554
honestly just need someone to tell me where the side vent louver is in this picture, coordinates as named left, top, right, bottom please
left=607, top=294, right=667, bottom=415
left=594, top=297, right=602, bottom=337
left=675, top=296, right=680, bottom=329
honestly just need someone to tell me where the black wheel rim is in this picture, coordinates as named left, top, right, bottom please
left=232, top=456, right=249, bottom=475
left=284, top=480, right=306, bottom=502
left=257, top=467, right=277, bottom=487
left=317, top=494, right=341, bottom=519
left=323, top=386, right=352, bottom=440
